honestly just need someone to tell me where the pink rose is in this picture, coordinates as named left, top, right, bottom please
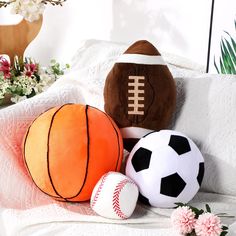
left=195, top=212, right=222, bottom=236
left=171, top=206, right=196, bottom=234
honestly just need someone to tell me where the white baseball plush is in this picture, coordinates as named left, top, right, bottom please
left=90, top=172, right=139, bottom=220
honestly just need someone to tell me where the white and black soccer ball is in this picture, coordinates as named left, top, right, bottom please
left=125, top=130, right=204, bottom=208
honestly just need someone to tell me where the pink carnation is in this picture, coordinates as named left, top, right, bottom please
left=171, top=206, right=196, bottom=234
left=195, top=212, right=222, bottom=236
left=24, top=63, right=37, bottom=77
left=0, top=56, right=11, bottom=79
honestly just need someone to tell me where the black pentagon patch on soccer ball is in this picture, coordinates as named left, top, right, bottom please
left=197, top=162, right=205, bottom=186
left=131, top=147, right=152, bottom=172
left=160, top=173, right=186, bottom=197
left=168, top=135, right=191, bottom=155
left=138, top=193, right=151, bottom=206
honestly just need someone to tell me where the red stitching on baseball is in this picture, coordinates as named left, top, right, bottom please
left=112, top=179, right=136, bottom=219
left=91, top=172, right=110, bottom=209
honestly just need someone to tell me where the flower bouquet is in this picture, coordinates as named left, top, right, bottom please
left=0, top=0, right=66, bottom=22
left=171, top=203, right=231, bottom=236
left=0, top=56, right=69, bottom=105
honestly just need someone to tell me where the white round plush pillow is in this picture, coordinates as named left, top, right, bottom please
left=125, top=130, right=204, bottom=208
left=90, top=172, right=139, bottom=219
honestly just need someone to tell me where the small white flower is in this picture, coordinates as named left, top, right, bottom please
left=11, top=0, right=45, bottom=22
left=0, top=77, right=10, bottom=100
left=11, top=95, right=27, bottom=103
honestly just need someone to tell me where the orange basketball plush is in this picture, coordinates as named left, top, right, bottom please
left=23, top=104, right=123, bottom=202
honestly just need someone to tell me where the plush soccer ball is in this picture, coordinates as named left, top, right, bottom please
left=23, top=104, right=123, bottom=202
left=90, top=172, right=139, bottom=220
left=125, top=130, right=204, bottom=208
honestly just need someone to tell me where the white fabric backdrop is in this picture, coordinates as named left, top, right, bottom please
left=0, top=0, right=212, bottom=69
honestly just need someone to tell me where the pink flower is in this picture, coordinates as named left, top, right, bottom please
left=24, top=63, right=37, bottom=77
left=0, top=56, right=11, bottom=79
left=171, top=206, right=196, bottom=234
left=195, top=212, right=222, bottom=236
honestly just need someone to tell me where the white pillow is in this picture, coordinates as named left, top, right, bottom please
left=70, top=40, right=236, bottom=196
left=171, top=75, right=236, bottom=196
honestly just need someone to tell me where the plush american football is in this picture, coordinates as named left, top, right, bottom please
left=104, top=40, right=176, bottom=151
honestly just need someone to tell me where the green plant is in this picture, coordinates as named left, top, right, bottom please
left=214, top=20, right=236, bottom=74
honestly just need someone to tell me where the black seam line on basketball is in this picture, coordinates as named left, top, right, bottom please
left=89, top=105, right=121, bottom=171
left=47, top=104, right=72, bottom=200
left=23, top=121, right=62, bottom=199
left=23, top=103, right=74, bottom=200
left=23, top=106, right=70, bottom=199
left=66, top=105, right=90, bottom=200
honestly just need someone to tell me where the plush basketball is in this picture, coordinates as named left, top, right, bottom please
left=104, top=40, right=176, bottom=151
left=23, top=104, right=123, bottom=202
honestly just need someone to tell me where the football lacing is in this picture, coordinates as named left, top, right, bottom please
left=128, top=76, right=145, bottom=115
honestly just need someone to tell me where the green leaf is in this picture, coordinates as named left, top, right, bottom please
left=174, top=202, right=186, bottom=208
left=188, top=206, right=204, bottom=216
left=220, top=41, right=232, bottom=74
left=214, top=57, right=220, bottom=73
left=221, top=39, right=236, bottom=73
left=26, top=89, right=36, bottom=98
left=221, top=231, right=228, bottom=236
left=220, top=58, right=226, bottom=74
left=198, top=209, right=204, bottom=215
left=205, top=204, right=211, bottom=213
left=222, top=226, right=228, bottom=230
left=50, top=59, right=56, bottom=64
left=34, top=74, right=41, bottom=83
left=225, top=32, right=236, bottom=54
left=225, top=39, right=236, bottom=66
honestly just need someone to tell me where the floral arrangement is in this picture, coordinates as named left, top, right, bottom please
left=171, top=203, right=230, bottom=236
left=0, top=56, right=69, bottom=104
left=0, top=0, right=66, bottom=22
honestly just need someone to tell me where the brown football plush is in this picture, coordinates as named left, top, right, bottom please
left=104, top=40, right=176, bottom=151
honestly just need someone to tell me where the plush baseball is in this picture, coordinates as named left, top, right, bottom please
left=126, top=130, right=205, bottom=208
left=104, top=40, right=176, bottom=151
left=23, top=104, right=123, bottom=202
left=90, top=172, right=139, bottom=219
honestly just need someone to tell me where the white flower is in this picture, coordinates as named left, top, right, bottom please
left=11, top=0, right=45, bottom=22
left=0, top=77, right=10, bottom=100
left=11, top=95, right=27, bottom=103
left=9, top=75, right=38, bottom=96
left=36, top=73, right=57, bottom=92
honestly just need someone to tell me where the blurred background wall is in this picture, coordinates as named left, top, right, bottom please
left=0, top=0, right=212, bottom=69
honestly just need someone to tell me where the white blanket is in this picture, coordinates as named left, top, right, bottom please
left=0, top=73, right=236, bottom=236
left=0, top=79, right=175, bottom=236
left=0, top=40, right=236, bottom=236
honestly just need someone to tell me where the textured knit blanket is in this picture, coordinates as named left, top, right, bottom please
left=0, top=39, right=236, bottom=236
